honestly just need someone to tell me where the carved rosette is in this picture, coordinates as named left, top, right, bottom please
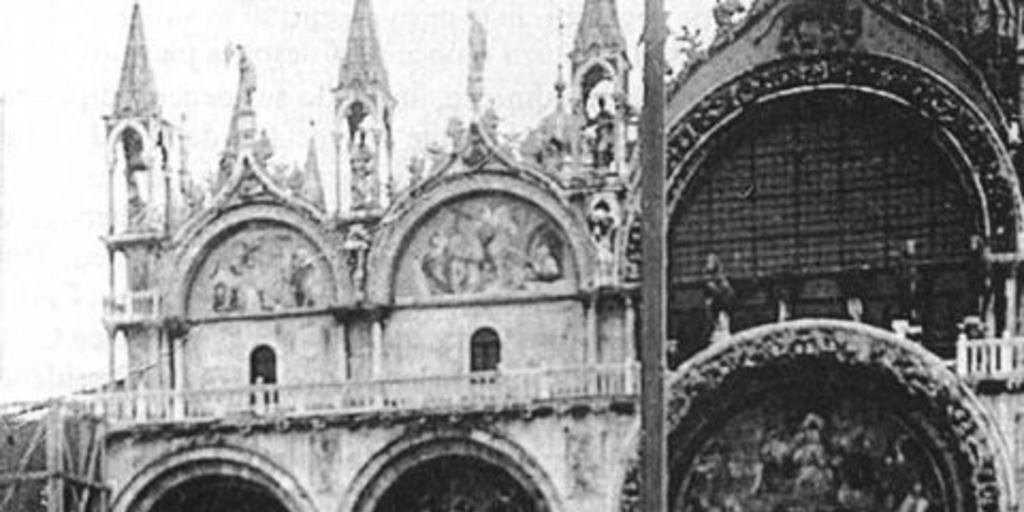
left=660, top=53, right=1017, bottom=253
left=617, top=320, right=1010, bottom=512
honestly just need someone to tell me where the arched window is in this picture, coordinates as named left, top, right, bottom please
left=249, top=345, right=277, bottom=385
left=470, top=328, right=501, bottom=372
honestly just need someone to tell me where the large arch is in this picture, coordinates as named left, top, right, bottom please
left=367, top=169, right=598, bottom=304
left=342, top=428, right=564, bottom=512
left=111, top=445, right=317, bottom=512
left=664, top=53, right=1020, bottom=252
left=617, top=320, right=1015, bottom=512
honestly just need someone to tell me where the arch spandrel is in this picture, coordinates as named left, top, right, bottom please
left=617, top=320, right=1015, bottom=512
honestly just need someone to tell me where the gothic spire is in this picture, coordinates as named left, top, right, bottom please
left=224, top=45, right=259, bottom=157
left=112, top=3, right=160, bottom=118
left=571, top=0, right=627, bottom=64
left=303, top=134, right=326, bottom=210
left=338, top=0, right=391, bottom=96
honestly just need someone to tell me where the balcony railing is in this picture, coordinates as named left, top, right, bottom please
left=85, top=363, right=639, bottom=426
left=103, top=291, right=161, bottom=326
left=956, top=335, right=1024, bottom=382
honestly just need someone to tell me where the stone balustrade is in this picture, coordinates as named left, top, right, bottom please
left=102, top=291, right=162, bottom=326
left=956, top=334, right=1024, bottom=382
left=87, top=363, right=639, bottom=426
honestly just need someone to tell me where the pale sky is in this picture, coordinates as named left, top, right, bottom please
left=0, top=0, right=717, bottom=402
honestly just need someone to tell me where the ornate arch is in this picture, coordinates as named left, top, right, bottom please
left=617, top=320, right=1015, bottom=512
left=166, top=203, right=344, bottom=317
left=366, top=169, right=597, bottom=304
left=111, top=444, right=317, bottom=512
left=664, top=53, right=1020, bottom=253
left=341, top=428, right=564, bottom=512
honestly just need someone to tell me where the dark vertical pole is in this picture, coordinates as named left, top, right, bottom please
left=641, top=0, right=668, bottom=511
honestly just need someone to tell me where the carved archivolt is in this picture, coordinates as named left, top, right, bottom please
left=664, top=53, right=1017, bottom=252
left=618, top=320, right=1012, bottom=512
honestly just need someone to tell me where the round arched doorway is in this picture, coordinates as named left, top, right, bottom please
left=149, top=475, right=288, bottom=512
left=375, top=455, right=538, bottom=512
left=349, top=434, right=558, bottom=512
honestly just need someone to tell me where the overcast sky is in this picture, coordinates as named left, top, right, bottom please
left=0, top=0, right=717, bottom=401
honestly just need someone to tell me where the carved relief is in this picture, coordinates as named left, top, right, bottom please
left=189, top=223, right=330, bottom=316
left=566, top=427, right=602, bottom=497
left=684, top=394, right=941, bottom=512
left=617, top=322, right=1007, bottom=512
left=396, top=195, right=575, bottom=298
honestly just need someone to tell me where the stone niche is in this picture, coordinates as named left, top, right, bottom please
left=394, top=193, right=577, bottom=299
left=620, top=321, right=1011, bottom=512
left=187, top=221, right=332, bottom=317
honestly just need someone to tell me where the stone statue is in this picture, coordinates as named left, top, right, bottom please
left=702, top=254, right=735, bottom=343
left=468, top=11, right=487, bottom=109
left=344, top=226, right=371, bottom=298
left=589, top=96, right=616, bottom=169
left=350, top=131, right=377, bottom=209
left=235, top=45, right=257, bottom=112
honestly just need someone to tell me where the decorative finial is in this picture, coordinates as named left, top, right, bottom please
left=467, top=11, right=488, bottom=112
left=555, top=64, right=567, bottom=101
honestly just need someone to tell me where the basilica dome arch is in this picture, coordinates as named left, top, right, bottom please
left=167, top=204, right=343, bottom=318
left=366, top=170, right=598, bottom=304
left=111, top=444, right=317, bottom=512
left=343, top=428, right=564, bottom=512
left=618, top=320, right=1015, bottom=512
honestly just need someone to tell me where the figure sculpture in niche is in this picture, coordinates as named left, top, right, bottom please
left=586, top=96, right=616, bottom=169
left=344, top=225, right=371, bottom=298
left=121, top=130, right=149, bottom=229
left=588, top=200, right=617, bottom=276
left=351, top=130, right=377, bottom=209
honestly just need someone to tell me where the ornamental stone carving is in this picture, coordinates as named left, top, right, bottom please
left=618, top=320, right=1010, bottom=512
left=664, top=53, right=1017, bottom=253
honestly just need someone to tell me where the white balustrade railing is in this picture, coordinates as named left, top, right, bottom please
left=103, top=291, right=162, bottom=325
left=956, top=335, right=1024, bottom=380
left=86, top=363, right=640, bottom=426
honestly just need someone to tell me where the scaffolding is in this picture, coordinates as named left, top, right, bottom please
left=0, top=400, right=107, bottom=512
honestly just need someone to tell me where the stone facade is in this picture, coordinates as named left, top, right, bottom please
left=82, top=0, right=1024, bottom=511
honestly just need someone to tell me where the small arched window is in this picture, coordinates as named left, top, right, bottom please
left=470, top=328, right=501, bottom=372
left=250, top=345, right=277, bottom=385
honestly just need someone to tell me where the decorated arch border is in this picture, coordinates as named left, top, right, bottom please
left=617, top=320, right=1014, bottom=512
left=341, top=428, right=565, bottom=512
left=111, top=444, right=318, bottom=512
left=622, top=52, right=1022, bottom=271
left=667, top=53, right=1020, bottom=251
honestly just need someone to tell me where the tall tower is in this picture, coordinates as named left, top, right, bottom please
left=102, top=3, right=175, bottom=388
left=570, top=0, right=630, bottom=175
left=334, top=0, right=395, bottom=216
